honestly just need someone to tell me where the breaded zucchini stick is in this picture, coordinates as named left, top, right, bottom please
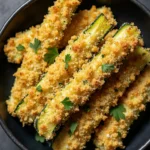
left=4, top=5, right=112, bottom=64
left=15, top=13, right=115, bottom=124
left=4, top=25, right=40, bottom=64
left=60, top=6, right=115, bottom=48
left=35, top=23, right=142, bottom=140
left=52, top=47, right=150, bottom=150
left=94, top=66, right=150, bottom=150
left=6, top=0, right=81, bottom=115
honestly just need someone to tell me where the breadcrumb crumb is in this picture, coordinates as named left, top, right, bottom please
left=52, top=47, right=150, bottom=150
left=6, top=0, right=81, bottom=115
left=37, top=24, right=141, bottom=140
left=15, top=9, right=115, bottom=125
left=94, top=66, right=150, bottom=150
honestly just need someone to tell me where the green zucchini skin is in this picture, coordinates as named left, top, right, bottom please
left=16, top=13, right=115, bottom=125
left=34, top=104, right=47, bottom=133
left=33, top=14, right=114, bottom=131
left=93, top=66, right=150, bottom=150
left=35, top=23, right=142, bottom=140
left=14, top=74, right=45, bottom=114
left=6, top=0, right=82, bottom=117
left=52, top=47, right=150, bottom=150
left=113, top=23, right=130, bottom=36
left=14, top=95, right=28, bottom=113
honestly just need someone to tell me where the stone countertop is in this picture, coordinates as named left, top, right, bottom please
left=0, top=0, right=150, bottom=150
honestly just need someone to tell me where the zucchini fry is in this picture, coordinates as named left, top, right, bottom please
left=94, top=66, right=150, bottom=150
left=6, top=0, right=81, bottom=115
left=36, top=23, right=142, bottom=140
left=4, top=25, right=40, bottom=64
left=52, top=47, right=150, bottom=150
left=60, top=6, right=115, bottom=48
left=15, top=13, right=115, bottom=125
left=4, top=5, right=113, bottom=64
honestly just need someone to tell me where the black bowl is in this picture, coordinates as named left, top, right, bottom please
left=0, top=0, right=150, bottom=149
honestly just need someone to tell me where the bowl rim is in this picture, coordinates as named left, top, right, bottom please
left=0, top=0, right=150, bottom=150
left=0, top=0, right=37, bottom=36
left=0, top=1, right=38, bottom=149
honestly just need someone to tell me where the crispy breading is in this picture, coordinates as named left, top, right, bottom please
left=4, top=25, right=40, bottom=64
left=15, top=12, right=115, bottom=125
left=94, top=66, right=150, bottom=150
left=36, top=24, right=142, bottom=140
left=4, top=5, right=114, bottom=64
left=60, top=6, right=116, bottom=48
left=6, top=0, right=81, bottom=115
left=52, top=47, right=150, bottom=150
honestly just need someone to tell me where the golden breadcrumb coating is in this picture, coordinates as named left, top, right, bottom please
left=15, top=11, right=115, bottom=125
left=94, top=66, right=150, bottom=150
left=52, top=47, right=150, bottom=150
left=6, top=0, right=81, bottom=115
left=4, top=25, right=40, bottom=64
left=4, top=5, right=114, bottom=64
left=60, top=6, right=116, bottom=48
left=4, top=0, right=81, bottom=64
left=37, top=24, right=141, bottom=140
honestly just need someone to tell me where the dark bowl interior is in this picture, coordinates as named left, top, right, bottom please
left=0, top=0, right=150, bottom=149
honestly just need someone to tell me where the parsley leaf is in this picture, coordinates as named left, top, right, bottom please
left=64, top=54, right=71, bottom=69
left=16, top=44, right=25, bottom=51
left=69, top=122, right=78, bottom=136
left=102, top=64, right=114, bottom=73
left=35, top=133, right=45, bottom=143
left=110, top=104, right=126, bottom=121
left=30, top=38, right=41, bottom=53
left=61, top=97, right=73, bottom=110
left=36, top=85, right=42, bottom=92
left=47, top=141, right=52, bottom=147
left=44, top=47, right=59, bottom=64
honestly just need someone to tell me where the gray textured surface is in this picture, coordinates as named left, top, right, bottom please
left=0, top=127, right=20, bottom=150
left=0, top=0, right=28, bottom=29
left=0, top=0, right=150, bottom=150
left=0, top=1, right=27, bottom=150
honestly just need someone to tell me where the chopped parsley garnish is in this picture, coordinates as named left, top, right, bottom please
left=36, top=85, right=42, bottom=92
left=47, top=141, right=52, bottom=147
left=110, top=104, right=126, bottom=121
left=102, top=64, right=114, bottom=73
left=16, top=44, right=25, bottom=51
left=64, top=54, right=71, bottom=69
left=83, top=80, right=88, bottom=85
left=44, top=47, right=59, bottom=64
left=83, top=105, right=90, bottom=112
left=30, top=38, right=41, bottom=53
left=61, top=97, right=73, bottom=110
left=35, top=133, right=45, bottom=143
left=102, top=54, right=105, bottom=58
left=69, top=122, right=78, bottom=136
